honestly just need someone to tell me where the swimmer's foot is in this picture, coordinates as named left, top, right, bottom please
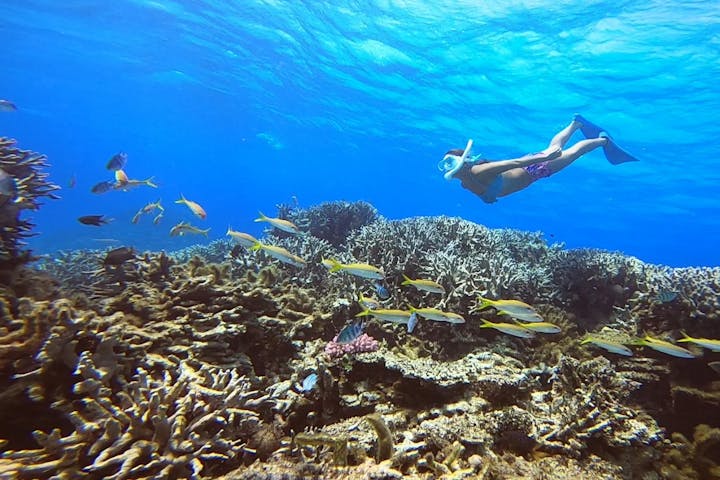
left=599, top=132, right=639, bottom=165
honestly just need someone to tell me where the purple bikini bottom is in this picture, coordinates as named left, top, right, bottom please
left=524, top=161, right=552, bottom=181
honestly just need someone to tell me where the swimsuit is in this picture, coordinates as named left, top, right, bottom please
left=524, top=161, right=552, bottom=181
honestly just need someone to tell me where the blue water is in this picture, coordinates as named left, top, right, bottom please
left=1, top=1, right=719, bottom=267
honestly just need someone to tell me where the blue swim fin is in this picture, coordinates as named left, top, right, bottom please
left=574, top=114, right=639, bottom=164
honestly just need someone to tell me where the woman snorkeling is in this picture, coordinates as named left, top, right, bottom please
left=439, top=115, right=638, bottom=203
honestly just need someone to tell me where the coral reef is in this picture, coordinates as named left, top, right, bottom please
left=3, top=212, right=720, bottom=479
left=0, top=138, right=60, bottom=273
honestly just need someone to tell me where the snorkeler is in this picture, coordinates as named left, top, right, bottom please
left=439, top=115, right=638, bottom=203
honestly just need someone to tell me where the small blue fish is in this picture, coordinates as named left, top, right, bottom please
left=91, top=180, right=115, bottom=194
left=374, top=282, right=390, bottom=300
left=655, top=291, right=679, bottom=303
left=300, top=373, right=318, bottom=392
left=106, top=152, right=128, bottom=171
left=337, top=320, right=365, bottom=344
left=407, top=312, right=418, bottom=333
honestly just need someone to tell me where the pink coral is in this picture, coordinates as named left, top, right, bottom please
left=324, top=333, right=379, bottom=359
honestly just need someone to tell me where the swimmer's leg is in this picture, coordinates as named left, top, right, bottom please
left=546, top=118, right=583, bottom=152
left=546, top=138, right=607, bottom=175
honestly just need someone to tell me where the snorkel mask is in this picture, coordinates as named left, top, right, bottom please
left=438, top=139, right=474, bottom=181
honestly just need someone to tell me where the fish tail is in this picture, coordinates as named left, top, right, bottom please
left=401, top=274, right=413, bottom=285
left=250, top=241, right=263, bottom=252
left=579, top=337, right=592, bottom=345
left=202, top=228, right=210, bottom=237
left=254, top=211, right=268, bottom=222
left=677, top=330, right=693, bottom=343
left=479, top=319, right=494, bottom=328
left=477, top=296, right=493, bottom=310
left=326, top=259, right=343, bottom=273
left=145, top=177, right=158, bottom=188
left=355, top=309, right=371, bottom=317
left=175, top=193, right=186, bottom=204
left=227, top=225, right=233, bottom=235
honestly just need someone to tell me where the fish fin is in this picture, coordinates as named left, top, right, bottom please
left=226, top=225, right=232, bottom=235
left=254, top=211, right=268, bottom=222
left=250, top=241, right=262, bottom=252
left=202, top=229, right=210, bottom=237
left=479, top=319, right=493, bottom=328
left=477, top=296, right=493, bottom=310
left=355, top=309, right=371, bottom=317
left=579, top=337, right=592, bottom=345
left=175, top=193, right=186, bottom=204
left=401, top=274, right=413, bottom=285
left=145, top=177, right=158, bottom=188
left=326, top=259, right=343, bottom=273
left=677, top=330, right=693, bottom=343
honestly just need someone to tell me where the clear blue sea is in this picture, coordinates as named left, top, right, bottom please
left=1, top=1, right=719, bottom=267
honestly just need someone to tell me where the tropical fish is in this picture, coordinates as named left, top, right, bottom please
left=409, top=306, right=465, bottom=324
left=655, top=290, right=679, bottom=303
left=358, top=294, right=381, bottom=311
left=254, top=211, right=300, bottom=234
left=103, top=246, right=136, bottom=266
left=153, top=212, right=163, bottom=225
left=0, top=169, right=18, bottom=205
left=676, top=331, right=720, bottom=352
left=169, top=221, right=210, bottom=237
left=226, top=227, right=258, bottom=248
left=115, top=177, right=158, bottom=190
left=106, top=152, right=128, bottom=171
left=140, top=199, right=164, bottom=214
left=68, top=174, right=77, bottom=189
left=175, top=193, right=207, bottom=219
left=78, top=215, right=112, bottom=226
left=325, top=258, right=385, bottom=280
left=114, top=169, right=129, bottom=186
left=374, top=282, right=390, bottom=300
left=709, top=362, right=720, bottom=376
left=407, top=312, right=418, bottom=333
left=0, top=100, right=17, bottom=112
left=518, top=322, right=561, bottom=334
left=634, top=335, right=697, bottom=359
left=401, top=275, right=446, bottom=294
left=480, top=319, right=535, bottom=339
left=131, top=211, right=142, bottom=224
left=337, top=319, right=365, bottom=344
left=298, top=373, right=319, bottom=392
left=250, top=242, right=306, bottom=267
left=91, top=180, right=115, bottom=194
left=357, top=308, right=412, bottom=324
left=580, top=337, right=633, bottom=356
left=477, top=296, right=544, bottom=323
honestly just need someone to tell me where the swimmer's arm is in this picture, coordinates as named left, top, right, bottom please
left=470, top=150, right=560, bottom=176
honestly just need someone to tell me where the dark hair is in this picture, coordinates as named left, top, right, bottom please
left=445, top=148, right=465, bottom=156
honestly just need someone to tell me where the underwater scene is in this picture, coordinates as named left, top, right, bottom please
left=1, top=1, right=720, bottom=479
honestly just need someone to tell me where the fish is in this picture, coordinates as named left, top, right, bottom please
left=175, top=193, right=207, bottom=219
left=407, top=312, right=418, bottom=333
left=0, top=169, right=18, bottom=205
left=401, top=275, right=446, bottom=294
left=68, top=174, right=77, bottom=189
left=676, top=331, right=720, bottom=352
left=91, top=180, right=115, bottom=194
left=356, top=308, right=412, bottom=324
left=78, top=215, right=112, bottom=226
left=517, top=321, right=561, bottom=334
left=153, top=212, right=163, bottom=225
left=250, top=242, right=306, bottom=267
left=103, top=246, right=136, bottom=266
left=0, top=100, right=17, bottom=112
left=114, top=169, right=129, bottom=186
left=655, top=290, right=679, bottom=303
left=580, top=337, right=633, bottom=356
left=480, top=319, right=535, bottom=338
left=141, top=199, right=164, bottom=214
left=254, top=211, right=300, bottom=234
left=321, top=258, right=335, bottom=270
left=170, top=221, right=210, bottom=237
left=409, top=306, right=465, bottom=324
left=114, top=177, right=158, bottom=190
left=131, top=211, right=142, bottom=224
left=106, top=152, right=128, bottom=171
left=374, top=282, right=390, bottom=300
left=477, top=296, right=544, bottom=323
left=634, top=335, right=697, bottom=359
left=358, top=294, right=381, bottom=311
left=324, top=258, right=385, bottom=280
left=298, top=373, right=319, bottom=392
left=336, top=319, right=365, bottom=344
left=226, top=227, right=258, bottom=248
left=709, top=362, right=720, bottom=375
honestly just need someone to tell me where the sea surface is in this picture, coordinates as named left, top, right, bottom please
left=1, top=0, right=719, bottom=267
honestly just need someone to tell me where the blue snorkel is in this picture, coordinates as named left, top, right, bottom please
left=438, top=139, right=474, bottom=181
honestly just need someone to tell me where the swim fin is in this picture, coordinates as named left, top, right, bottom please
left=574, top=114, right=639, bottom=164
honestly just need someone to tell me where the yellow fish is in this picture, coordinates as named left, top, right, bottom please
left=141, top=199, right=164, bottom=214
left=635, top=335, right=697, bottom=359
left=517, top=321, right=561, bottom=334
left=169, top=221, right=210, bottom=237
left=480, top=319, right=535, bottom=338
left=115, top=176, right=158, bottom=191
left=254, top=211, right=300, bottom=234
left=226, top=227, right=258, bottom=248
left=676, top=331, right=720, bottom=352
left=401, top=275, right=446, bottom=294
left=358, top=294, right=382, bottom=310
left=324, top=258, right=385, bottom=280
left=115, top=169, right=129, bottom=185
left=409, top=306, right=464, bottom=324
left=175, top=193, right=207, bottom=219
left=477, top=296, right=544, bottom=323
left=357, top=308, right=412, bottom=324
left=580, top=336, right=633, bottom=356
left=250, top=242, right=306, bottom=267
